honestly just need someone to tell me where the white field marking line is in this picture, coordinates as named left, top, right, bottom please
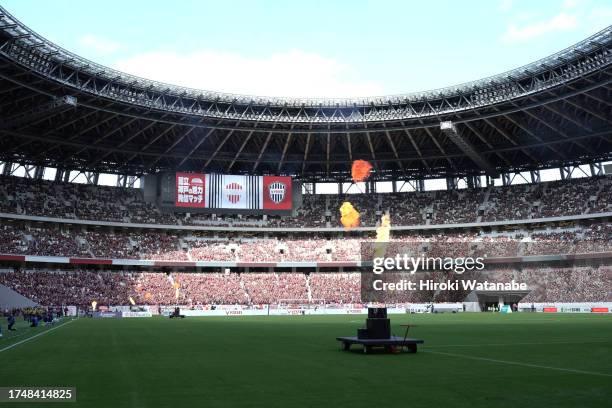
left=0, top=319, right=75, bottom=353
left=0, top=331, right=29, bottom=341
left=424, top=339, right=611, bottom=348
left=424, top=350, right=612, bottom=378
left=0, top=321, right=42, bottom=341
left=0, top=325, right=30, bottom=341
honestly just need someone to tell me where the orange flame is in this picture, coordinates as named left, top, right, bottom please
left=376, top=214, right=391, bottom=242
left=374, top=213, right=391, bottom=258
left=351, top=160, right=373, bottom=183
left=340, top=201, right=360, bottom=229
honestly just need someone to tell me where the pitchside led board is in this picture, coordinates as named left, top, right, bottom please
left=175, top=173, right=292, bottom=211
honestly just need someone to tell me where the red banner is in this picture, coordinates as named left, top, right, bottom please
left=175, top=172, right=206, bottom=208
left=591, top=307, right=609, bottom=313
left=262, top=176, right=292, bottom=210
left=543, top=307, right=557, bottom=313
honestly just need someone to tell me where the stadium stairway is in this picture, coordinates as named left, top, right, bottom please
left=306, top=276, right=313, bottom=302
left=0, top=283, right=38, bottom=309
left=478, top=186, right=493, bottom=222
left=239, top=278, right=252, bottom=304
left=588, top=182, right=606, bottom=214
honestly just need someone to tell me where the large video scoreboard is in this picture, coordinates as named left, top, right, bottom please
left=144, top=172, right=299, bottom=215
left=175, top=173, right=292, bottom=210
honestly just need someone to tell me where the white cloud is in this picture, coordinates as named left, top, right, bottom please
left=501, top=12, right=578, bottom=43
left=562, top=0, right=581, bottom=9
left=499, top=0, right=512, bottom=11
left=78, top=35, right=122, bottom=54
left=112, top=49, right=385, bottom=98
left=584, top=7, right=612, bottom=33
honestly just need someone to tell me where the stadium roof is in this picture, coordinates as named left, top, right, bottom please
left=0, top=6, right=610, bottom=181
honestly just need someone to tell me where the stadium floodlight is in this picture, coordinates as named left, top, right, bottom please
left=440, top=120, right=499, bottom=177
left=440, top=121, right=455, bottom=132
left=61, top=95, right=77, bottom=106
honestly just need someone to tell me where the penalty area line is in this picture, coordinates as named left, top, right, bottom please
left=0, top=319, right=75, bottom=353
left=423, top=350, right=612, bottom=378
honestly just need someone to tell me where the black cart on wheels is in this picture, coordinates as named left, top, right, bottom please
left=336, top=307, right=424, bottom=354
left=336, top=335, right=424, bottom=354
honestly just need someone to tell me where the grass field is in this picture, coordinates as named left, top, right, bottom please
left=1, top=313, right=611, bottom=408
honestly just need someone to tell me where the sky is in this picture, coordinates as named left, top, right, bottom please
left=1, top=0, right=609, bottom=188
left=2, top=0, right=611, bottom=99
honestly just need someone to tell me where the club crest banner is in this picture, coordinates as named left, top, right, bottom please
left=175, top=173, right=291, bottom=210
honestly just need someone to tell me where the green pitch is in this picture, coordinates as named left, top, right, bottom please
left=1, top=313, right=611, bottom=408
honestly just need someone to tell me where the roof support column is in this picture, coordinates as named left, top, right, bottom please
left=23, top=164, right=36, bottom=178
left=415, top=179, right=425, bottom=192
left=466, top=175, right=481, bottom=189
left=365, top=180, right=376, bottom=194
left=2, top=162, right=12, bottom=176
left=589, top=162, right=603, bottom=177
left=559, top=166, right=572, bottom=180
left=34, top=166, right=45, bottom=180
left=126, top=176, right=137, bottom=188
left=55, top=168, right=64, bottom=182
left=117, top=174, right=127, bottom=188
left=502, top=173, right=511, bottom=186
left=302, top=182, right=314, bottom=195
left=84, top=171, right=99, bottom=185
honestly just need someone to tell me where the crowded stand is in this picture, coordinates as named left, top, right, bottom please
left=130, top=232, right=188, bottom=261
left=577, top=223, right=612, bottom=253
left=240, top=273, right=308, bottom=304
left=26, top=228, right=91, bottom=257
left=0, top=265, right=609, bottom=307
left=430, top=189, right=485, bottom=224
left=0, top=175, right=177, bottom=225
left=0, top=270, right=138, bottom=306
left=0, top=174, right=610, bottom=310
left=591, top=177, right=612, bottom=213
left=381, top=192, right=430, bottom=225
left=186, top=240, right=237, bottom=261
left=537, top=179, right=595, bottom=217
left=272, top=194, right=327, bottom=227
left=476, top=235, right=524, bottom=257
left=309, top=273, right=361, bottom=303
left=0, top=225, right=91, bottom=257
left=482, top=184, right=540, bottom=221
left=1, top=175, right=609, bottom=228
left=0, top=224, right=28, bottom=253
left=524, top=231, right=579, bottom=256
left=85, top=231, right=135, bottom=259
left=0, top=222, right=609, bottom=261
left=519, top=266, right=611, bottom=303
